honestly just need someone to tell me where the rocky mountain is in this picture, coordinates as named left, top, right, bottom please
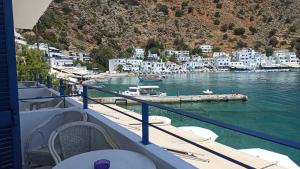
left=23, top=0, right=300, bottom=55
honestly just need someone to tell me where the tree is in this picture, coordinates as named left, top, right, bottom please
left=190, top=48, right=202, bottom=55
left=236, top=40, right=247, bottom=48
left=280, top=41, right=287, bottom=46
left=159, top=4, right=169, bottom=15
left=228, top=23, right=235, bottom=30
left=254, top=41, right=263, bottom=50
left=268, top=29, right=277, bottom=37
left=214, top=19, right=220, bottom=25
left=223, top=33, right=228, bottom=40
left=146, top=39, right=163, bottom=55
left=188, top=7, right=194, bottom=13
left=249, top=26, right=257, bottom=35
left=90, top=46, right=114, bottom=71
left=214, top=11, right=221, bottom=18
left=265, top=47, right=273, bottom=57
left=212, top=46, right=221, bottom=52
left=234, top=27, right=245, bottom=35
left=289, top=25, right=297, bottom=33
left=175, top=9, right=183, bottom=17
left=169, top=55, right=178, bottom=63
left=16, top=45, right=50, bottom=81
left=269, top=37, right=279, bottom=47
left=216, top=3, right=222, bottom=9
left=116, top=64, right=123, bottom=72
left=181, top=1, right=188, bottom=8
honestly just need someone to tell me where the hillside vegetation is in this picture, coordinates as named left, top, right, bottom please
left=23, top=0, right=300, bottom=56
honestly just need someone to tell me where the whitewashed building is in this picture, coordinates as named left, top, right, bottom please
left=133, top=48, right=145, bottom=59
left=70, top=52, right=91, bottom=62
left=50, top=58, right=73, bottom=67
left=272, top=50, right=299, bottom=66
left=214, top=56, right=230, bottom=70
left=213, top=52, right=229, bottom=58
left=108, top=59, right=126, bottom=72
left=200, top=45, right=213, bottom=53
left=202, top=58, right=214, bottom=68
left=15, top=30, right=27, bottom=45
left=147, top=51, right=160, bottom=60
left=109, top=59, right=143, bottom=72
left=141, top=61, right=166, bottom=73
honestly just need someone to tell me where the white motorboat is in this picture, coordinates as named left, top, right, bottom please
left=121, top=86, right=167, bottom=97
left=203, top=89, right=213, bottom=95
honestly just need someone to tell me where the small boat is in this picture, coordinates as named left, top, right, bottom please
left=121, top=86, right=167, bottom=97
left=94, top=77, right=111, bottom=83
left=203, top=89, right=213, bottom=95
left=138, top=75, right=162, bottom=82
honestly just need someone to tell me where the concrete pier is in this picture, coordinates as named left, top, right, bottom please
left=91, top=94, right=248, bottom=105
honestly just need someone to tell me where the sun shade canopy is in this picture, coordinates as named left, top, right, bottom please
left=13, top=0, right=53, bottom=29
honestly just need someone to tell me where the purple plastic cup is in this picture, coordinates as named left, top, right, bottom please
left=94, top=159, right=110, bottom=169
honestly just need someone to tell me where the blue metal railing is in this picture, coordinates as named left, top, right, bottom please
left=19, top=74, right=300, bottom=169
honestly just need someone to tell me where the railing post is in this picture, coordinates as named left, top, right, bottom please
left=39, top=73, right=43, bottom=84
left=47, top=76, right=51, bottom=88
left=59, top=79, right=64, bottom=96
left=83, top=86, right=88, bottom=109
left=141, top=103, right=149, bottom=145
left=34, top=72, right=37, bottom=81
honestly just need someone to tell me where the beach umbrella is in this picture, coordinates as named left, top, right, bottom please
left=178, top=126, right=218, bottom=141
left=239, top=148, right=299, bottom=169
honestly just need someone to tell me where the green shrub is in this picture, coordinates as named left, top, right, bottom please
left=216, top=3, right=222, bottom=9
left=234, top=27, right=245, bottom=35
left=265, top=47, right=273, bottom=57
left=214, top=19, right=220, bottom=25
left=228, top=23, right=235, bottom=30
left=269, top=37, right=279, bottom=47
left=159, top=4, right=169, bottom=15
left=175, top=9, right=183, bottom=17
left=289, top=25, right=297, bottom=33
left=249, top=26, right=257, bottom=35
left=188, top=7, right=194, bottom=13
left=214, top=11, right=221, bottom=18
left=268, top=29, right=277, bottom=37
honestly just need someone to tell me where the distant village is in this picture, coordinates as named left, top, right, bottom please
left=15, top=30, right=300, bottom=75
left=109, top=45, right=300, bottom=74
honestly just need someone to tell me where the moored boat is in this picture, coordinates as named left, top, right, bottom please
left=121, top=86, right=167, bottom=97
left=203, top=89, right=213, bottom=95
left=138, top=75, right=163, bottom=82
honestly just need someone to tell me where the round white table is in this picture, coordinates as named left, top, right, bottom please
left=53, top=150, right=157, bottom=169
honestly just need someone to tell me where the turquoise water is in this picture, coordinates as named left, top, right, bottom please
left=89, top=72, right=300, bottom=165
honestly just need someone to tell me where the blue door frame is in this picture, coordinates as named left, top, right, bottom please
left=0, top=0, right=22, bottom=168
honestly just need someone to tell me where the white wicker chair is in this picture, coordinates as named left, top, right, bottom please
left=24, top=110, right=87, bottom=169
left=48, top=121, right=119, bottom=164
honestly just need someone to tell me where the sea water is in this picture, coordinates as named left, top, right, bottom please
left=89, top=72, right=300, bottom=164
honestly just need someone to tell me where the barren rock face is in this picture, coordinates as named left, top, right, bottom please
left=25, top=0, right=300, bottom=55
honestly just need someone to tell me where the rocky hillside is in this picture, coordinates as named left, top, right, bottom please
left=22, top=0, right=300, bottom=55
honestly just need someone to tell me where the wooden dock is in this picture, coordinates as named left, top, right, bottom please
left=91, top=94, right=248, bottom=105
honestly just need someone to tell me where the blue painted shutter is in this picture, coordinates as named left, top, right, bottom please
left=0, top=0, right=22, bottom=169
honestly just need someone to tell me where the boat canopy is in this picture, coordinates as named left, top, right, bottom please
left=139, top=86, right=160, bottom=89
left=128, top=86, right=160, bottom=90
